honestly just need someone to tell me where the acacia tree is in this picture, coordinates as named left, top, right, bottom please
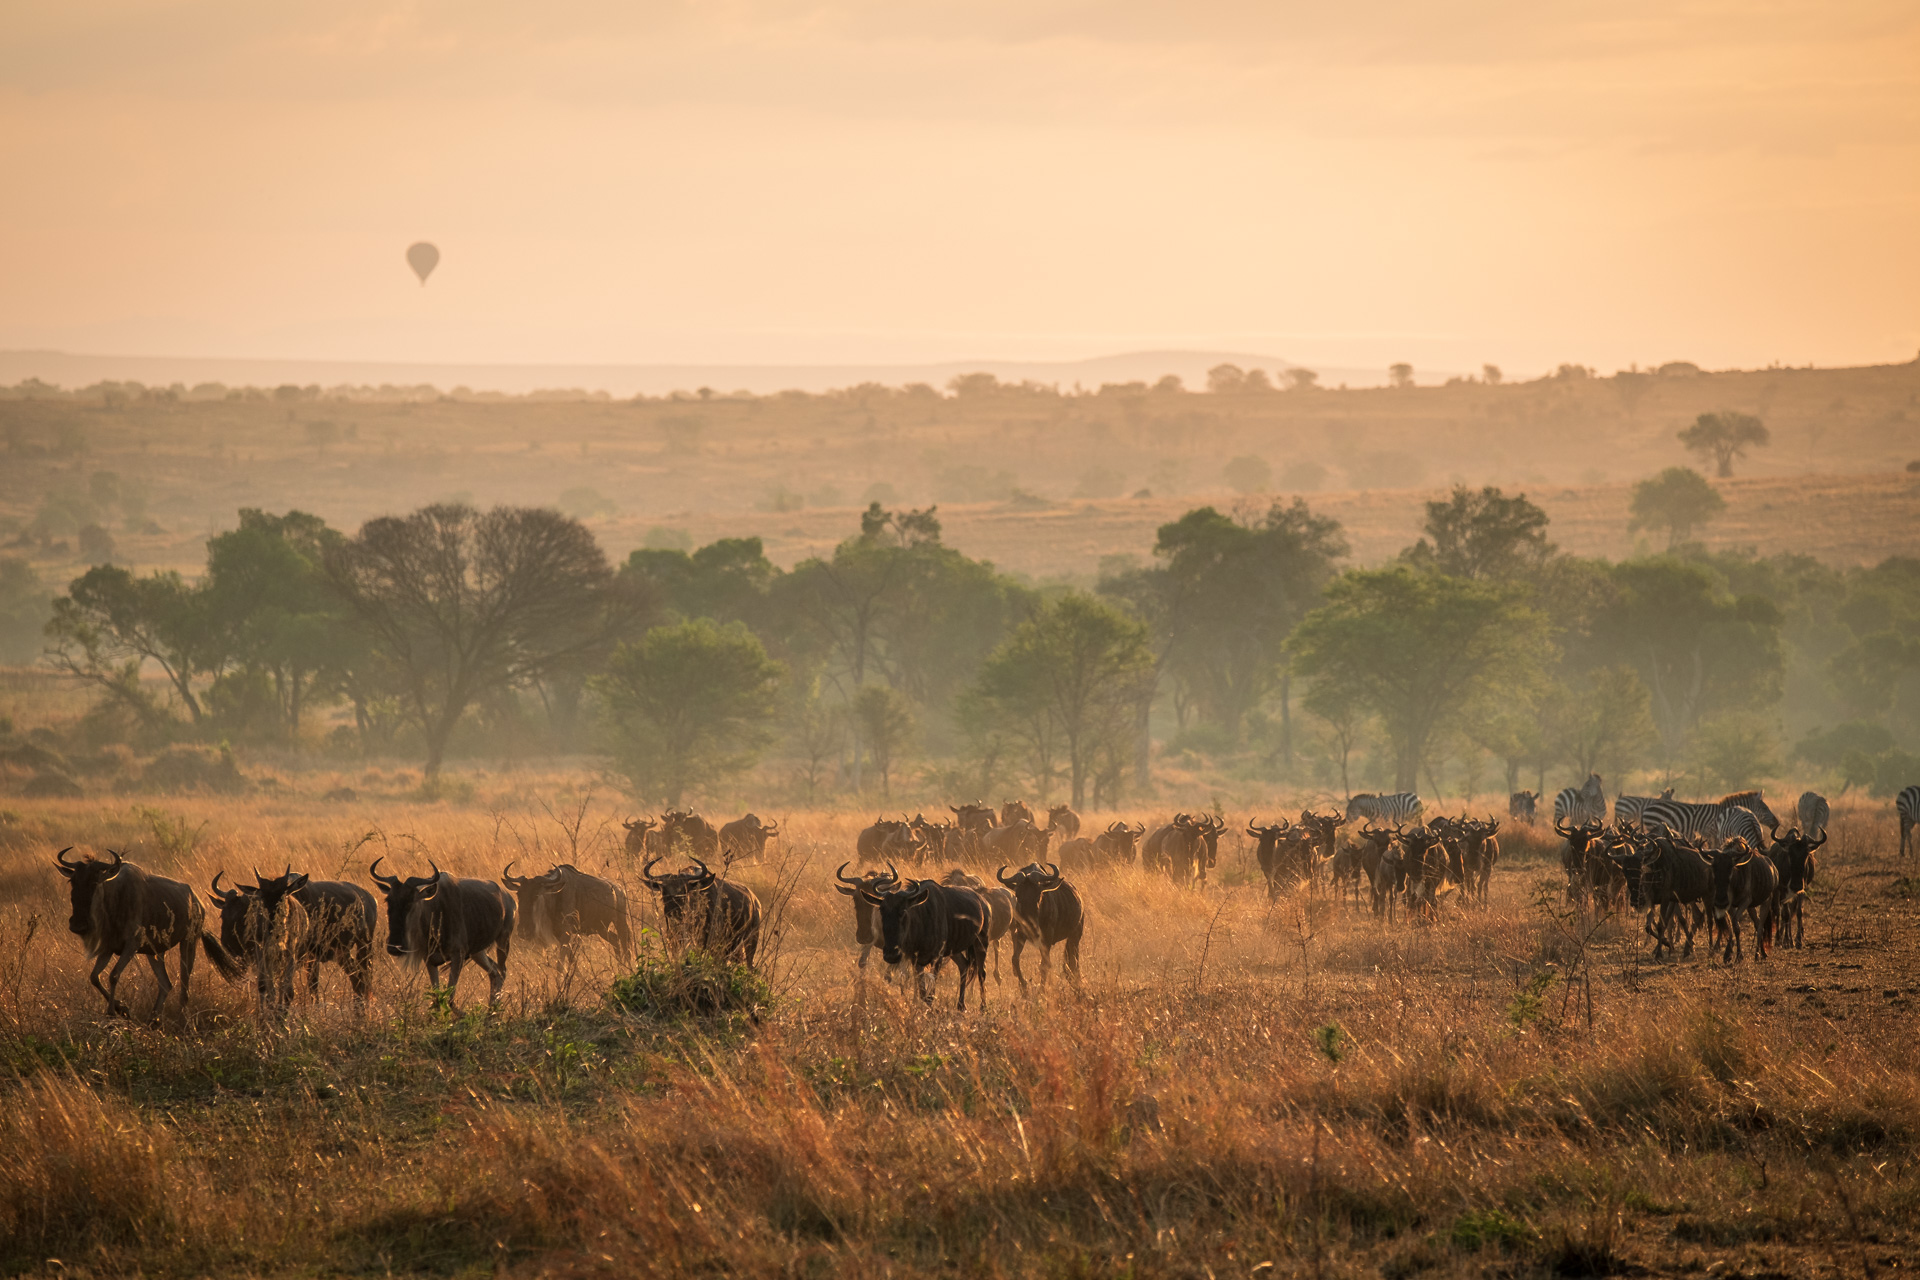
left=1402, top=485, right=1553, bottom=580
left=45, top=565, right=211, bottom=727
left=326, top=504, right=632, bottom=781
left=1287, top=567, right=1549, bottom=791
left=1629, top=467, right=1725, bottom=549
left=973, top=593, right=1153, bottom=807
left=1153, top=499, right=1348, bottom=744
left=1679, top=411, right=1769, bottom=477
left=593, top=619, right=783, bottom=805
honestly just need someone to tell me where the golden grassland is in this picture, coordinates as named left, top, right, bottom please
left=2, top=792, right=1919, bottom=1277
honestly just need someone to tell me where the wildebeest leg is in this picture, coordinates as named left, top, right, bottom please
left=471, top=952, right=506, bottom=1009
left=1010, top=934, right=1028, bottom=989
left=916, top=964, right=934, bottom=1006
left=143, top=953, right=172, bottom=1025
left=1064, top=937, right=1081, bottom=987
left=1039, top=942, right=1053, bottom=988
left=426, top=961, right=448, bottom=1009
left=177, top=934, right=195, bottom=1013
left=100, top=941, right=142, bottom=1018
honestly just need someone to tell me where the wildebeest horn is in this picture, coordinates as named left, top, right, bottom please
left=1132, top=821, right=1146, bottom=835
left=641, top=856, right=666, bottom=886
left=997, top=864, right=1017, bottom=888
left=762, top=821, right=778, bottom=836
left=689, top=858, right=714, bottom=884
left=54, top=846, right=80, bottom=873
left=210, top=869, right=237, bottom=903
left=103, top=849, right=125, bottom=880
left=428, top=859, right=444, bottom=882
left=370, top=856, right=401, bottom=889
left=502, top=860, right=526, bottom=890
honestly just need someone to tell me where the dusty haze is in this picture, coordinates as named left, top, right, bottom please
left=3, top=1, right=1917, bottom=374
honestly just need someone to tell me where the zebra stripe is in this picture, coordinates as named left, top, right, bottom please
left=1718, top=790, right=1780, bottom=834
left=1614, top=788, right=1675, bottom=830
left=1553, top=774, right=1606, bottom=826
left=1796, top=791, right=1830, bottom=839
left=1346, top=792, right=1424, bottom=827
left=1644, top=794, right=1776, bottom=847
left=1899, top=785, right=1920, bottom=858
left=1717, top=805, right=1767, bottom=849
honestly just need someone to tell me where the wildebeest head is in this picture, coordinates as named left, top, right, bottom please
left=1771, top=827, right=1825, bottom=890
left=501, top=859, right=567, bottom=939
left=54, top=846, right=123, bottom=936
left=834, top=860, right=900, bottom=944
left=996, top=861, right=1066, bottom=932
left=858, top=875, right=938, bottom=966
left=621, top=817, right=658, bottom=855
left=370, top=856, right=445, bottom=956
left=211, top=864, right=310, bottom=959
left=1509, top=791, right=1538, bottom=821
left=1000, top=799, right=1034, bottom=828
left=640, top=855, right=721, bottom=933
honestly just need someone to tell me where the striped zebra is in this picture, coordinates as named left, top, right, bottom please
left=1643, top=791, right=1780, bottom=848
left=1614, top=787, right=1675, bottom=830
left=1900, top=785, right=1919, bottom=858
left=1717, top=804, right=1768, bottom=850
left=1796, top=791, right=1830, bottom=840
left=1346, top=792, right=1423, bottom=828
left=1553, top=774, right=1606, bottom=827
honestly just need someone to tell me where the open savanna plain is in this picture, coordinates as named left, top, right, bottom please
left=2, top=792, right=1918, bottom=1278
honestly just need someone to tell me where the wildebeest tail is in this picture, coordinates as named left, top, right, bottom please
left=200, top=931, right=245, bottom=980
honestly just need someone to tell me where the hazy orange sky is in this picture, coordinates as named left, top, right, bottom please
left=2, top=1, right=1916, bottom=376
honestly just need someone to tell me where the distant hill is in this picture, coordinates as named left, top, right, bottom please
left=0, top=348, right=1406, bottom=397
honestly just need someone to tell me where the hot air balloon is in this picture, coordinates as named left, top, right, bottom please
left=406, top=242, right=439, bottom=285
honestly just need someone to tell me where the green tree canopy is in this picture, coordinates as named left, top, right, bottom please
left=973, top=593, right=1153, bottom=807
left=1678, top=411, right=1769, bottom=478
left=1153, top=499, right=1348, bottom=738
left=45, top=564, right=211, bottom=726
left=593, top=619, right=784, bottom=806
left=1287, top=567, right=1550, bottom=791
left=1629, top=467, right=1725, bottom=549
left=326, top=503, right=633, bottom=780
left=1592, top=558, right=1784, bottom=765
left=1402, top=485, right=1554, bottom=581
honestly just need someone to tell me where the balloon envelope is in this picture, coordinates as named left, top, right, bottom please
left=406, top=242, right=439, bottom=284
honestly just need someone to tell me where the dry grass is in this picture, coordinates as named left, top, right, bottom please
left=1, top=796, right=1918, bottom=1277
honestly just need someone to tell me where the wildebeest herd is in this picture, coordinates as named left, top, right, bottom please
left=42, top=780, right=1912, bottom=1022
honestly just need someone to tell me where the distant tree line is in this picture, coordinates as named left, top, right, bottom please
left=12, top=474, right=1920, bottom=804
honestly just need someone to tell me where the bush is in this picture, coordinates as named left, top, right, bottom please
left=22, top=773, right=82, bottom=799
left=607, top=948, right=771, bottom=1022
left=139, top=745, right=247, bottom=794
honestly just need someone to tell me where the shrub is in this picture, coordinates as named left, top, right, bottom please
left=139, top=744, right=247, bottom=794
left=607, top=948, right=771, bottom=1022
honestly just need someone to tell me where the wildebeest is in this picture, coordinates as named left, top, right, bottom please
left=1508, top=790, right=1539, bottom=825
left=1710, top=838, right=1779, bottom=962
left=1000, top=799, right=1036, bottom=829
left=621, top=817, right=662, bottom=857
left=948, top=802, right=998, bottom=857
left=1396, top=827, right=1451, bottom=920
left=208, top=868, right=311, bottom=1016
left=1767, top=827, right=1823, bottom=949
left=1632, top=833, right=1713, bottom=960
left=997, top=862, right=1084, bottom=988
left=833, top=861, right=901, bottom=972
left=1554, top=819, right=1616, bottom=907
left=1094, top=820, right=1144, bottom=866
left=1458, top=817, right=1500, bottom=905
left=981, top=819, right=1052, bottom=866
left=854, top=874, right=989, bottom=1008
left=1045, top=804, right=1080, bottom=840
left=661, top=809, right=722, bottom=859
left=719, top=813, right=780, bottom=864
left=501, top=861, right=633, bottom=960
left=56, top=848, right=233, bottom=1023
left=1795, top=791, right=1830, bottom=842
left=857, top=817, right=920, bottom=864
left=910, top=814, right=958, bottom=863
left=641, top=856, right=762, bottom=965
left=370, top=857, right=515, bottom=1010
left=941, top=867, right=1014, bottom=983
left=286, top=873, right=378, bottom=1002
left=1248, top=818, right=1311, bottom=901
left=1347, top=826, right=1400, bottom=917
left=1146, top=814, right=1207, bottom=884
